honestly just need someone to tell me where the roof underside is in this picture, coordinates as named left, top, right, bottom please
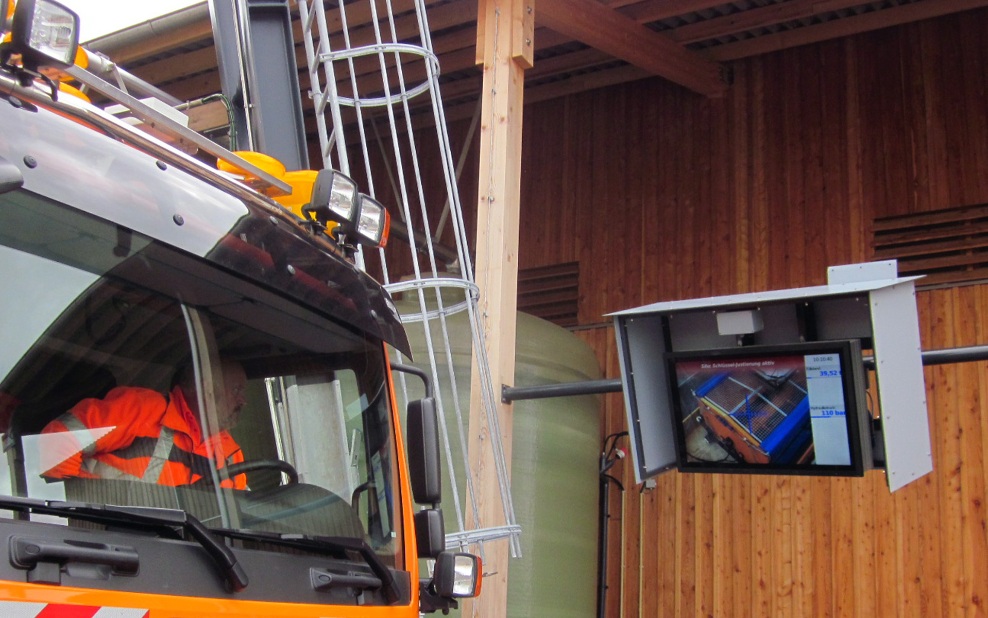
left=86, top=0, right=987, bottom=129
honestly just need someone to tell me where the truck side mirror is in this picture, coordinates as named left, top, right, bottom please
left=406, top=397, right=441, bottom=506
left=414, top=508, right=445, bottom=559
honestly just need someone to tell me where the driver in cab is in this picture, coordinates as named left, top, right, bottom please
left=40, top=359, right=248, bottom=489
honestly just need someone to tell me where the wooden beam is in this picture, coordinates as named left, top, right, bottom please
left=526, top=47, right=614, bottom=80
left=670, top=0, right=876, bottom=44
left=129, top=46, right=218, bottom=87
left=425, top=64, right=643, bottom=125
left=405, top=60, right=654, bottom=131
left=525, top=62, right=650, bottom=103
left=464, top=0, right=529, bottom=614
left=185, top=99, right=231, bottom=133
left=86, top=4, right=214, bottom=65
left=706, top=0, right=988, bottom=61
left=618, top=0, right=741, bottom=22
left=537, top=0, right=728, bottom=96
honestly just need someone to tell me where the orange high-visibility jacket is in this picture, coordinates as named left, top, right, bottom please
left=41, top=386, right=246, bottom=489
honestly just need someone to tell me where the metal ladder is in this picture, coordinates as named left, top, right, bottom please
left=297, top=0, right=520, bottom=557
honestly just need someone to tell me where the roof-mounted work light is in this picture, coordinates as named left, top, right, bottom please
left=8, top=0, right=79, bottom=70
left=355, top=194, right=390, bottom=248
left=309, top=169, right=359, bottom=230
left=306, top=169, right=391, bottom=249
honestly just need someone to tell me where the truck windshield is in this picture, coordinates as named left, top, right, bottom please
left=0, top=188, right=404, bottom=567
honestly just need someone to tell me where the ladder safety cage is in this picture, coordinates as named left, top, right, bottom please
left=297, top=0, right=521, bottom=558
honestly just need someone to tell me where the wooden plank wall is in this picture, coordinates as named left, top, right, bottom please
left=505, top=9, right=988, bottom=618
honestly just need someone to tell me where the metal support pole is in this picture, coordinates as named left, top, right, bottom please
left=82, top=51, right=183, bottom=106
left=208, top=0, right=309, bottom=169
left=911, top=344, right=988, bottom=366
left=502, top=344, right=988, bottom=403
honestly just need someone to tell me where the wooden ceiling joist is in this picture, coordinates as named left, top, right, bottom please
left=537, top=0, right=730, bottom=97
left=616, top=0, right=744, bottom=23
left=89, top=0, right=988, bottom=130
left=706, top=0, right=988, bottom=61
left=670, top=0, right=876, bottom=44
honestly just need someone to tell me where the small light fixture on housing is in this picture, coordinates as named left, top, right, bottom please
left=355, top=193, right=390, bottom=248
left=432, top=552, right=482, bottom=599
left=9, top=0, right=79, bottom=71
left=306, top=169, right=391, bottom=249
left=306, top=168, right=358, bottom=235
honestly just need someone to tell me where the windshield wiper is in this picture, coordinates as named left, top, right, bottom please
left=0, top=496, right=248, bottom=591
left=211, top=527, right=399, bottom=604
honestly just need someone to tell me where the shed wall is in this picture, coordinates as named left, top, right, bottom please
left=512, top=9, right=988, bottom=617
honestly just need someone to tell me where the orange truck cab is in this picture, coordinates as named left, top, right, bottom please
left=0, top=0, right=480, bottom=615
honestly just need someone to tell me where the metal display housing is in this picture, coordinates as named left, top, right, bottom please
left=611, top=261, right=932, bottom=493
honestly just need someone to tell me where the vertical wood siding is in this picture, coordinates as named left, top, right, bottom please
left=510, top=9, right=988, bottom=617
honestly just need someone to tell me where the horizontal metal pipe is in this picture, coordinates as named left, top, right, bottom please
left=501, top=378, right=622, bottom=403
left=864, top=344, right=988, bottom=369
left=504, top=344, right=988, bottom=404
left=65, top=65, right=290, bottom=196
left=919, top=345, right=988, bottom=365
left=82, top=51, right=183, bottom=107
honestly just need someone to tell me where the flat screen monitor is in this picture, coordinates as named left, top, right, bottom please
left=666, top=340, right=871, bottom=476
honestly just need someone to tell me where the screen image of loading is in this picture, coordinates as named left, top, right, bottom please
left=680, top=366, right=811, bottom=465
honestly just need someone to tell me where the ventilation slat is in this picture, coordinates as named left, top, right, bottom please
left=518, top=278, right=580, bottom=295
left=895, top=251, right=988, bottom=273
left=518, top=292, right=580, bottom=311
left=517, top=261, right=579, bottom=327
left=873, top=203, right=988, bottom=287
left=873, top=204, right=988, bottom=232
left=919, top=267, right=988, bottom=286
left=875, top=234, right=988, bottom=260
left=874, top=218, right=988, bottom=247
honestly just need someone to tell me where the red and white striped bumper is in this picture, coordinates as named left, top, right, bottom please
left=0, top=601, right=149, bottom=618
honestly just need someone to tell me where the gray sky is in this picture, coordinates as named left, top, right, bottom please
left=61, top=0, right=204, bottom=42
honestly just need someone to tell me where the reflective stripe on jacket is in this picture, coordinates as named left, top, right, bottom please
left=41, top=386, right=246, bottom=489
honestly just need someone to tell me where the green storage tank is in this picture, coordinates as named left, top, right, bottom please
left=393, top=297, right=601, bottom=617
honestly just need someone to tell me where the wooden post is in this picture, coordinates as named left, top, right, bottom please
left=464, top=0, right=532, bottom=615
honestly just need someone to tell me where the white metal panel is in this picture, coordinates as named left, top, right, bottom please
left=827, top=259, right=899, bottom=285
left=614, top=315, right=678, bottom=483
left=869, top=281, right=933, bottom=491
left=609, top=276, right=923, bottom=317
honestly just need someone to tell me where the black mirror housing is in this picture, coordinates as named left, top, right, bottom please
left=414, top=508, right=445, bottom=559
left=407, top=397, right=441, bottom=505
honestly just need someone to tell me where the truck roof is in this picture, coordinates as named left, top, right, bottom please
left=0, top=74, right=410, bottom=356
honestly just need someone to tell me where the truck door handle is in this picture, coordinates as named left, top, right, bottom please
left=9, top=536, right=139, bottom=584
